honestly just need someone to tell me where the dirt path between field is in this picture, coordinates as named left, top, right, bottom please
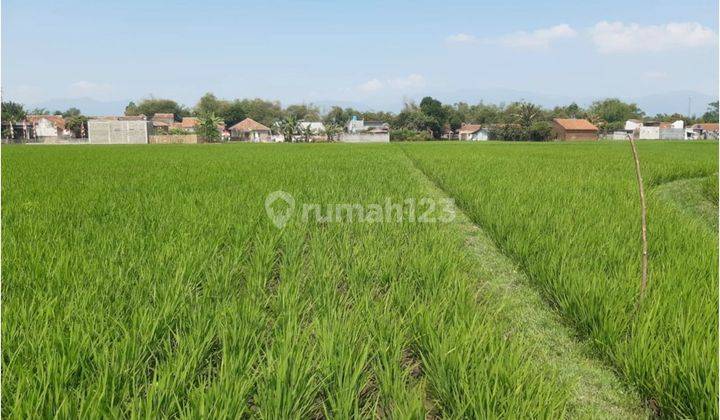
left=652, top=176, right=718, bottom=232
left=401, top=151, right=648, bottom=419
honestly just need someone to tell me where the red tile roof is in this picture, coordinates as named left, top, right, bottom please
left=229, top=118, right=270, bottom=132
left=459, top=124, right=482, bottom=133
left=553, top=118, right=598, bottom=131
left=28, top=115, right=65, bottom=129
left=153, top=113, right=174, bottom=119
left=694, top=123, right=719, bottom=131
left=181, top=117, right=199, bottom=128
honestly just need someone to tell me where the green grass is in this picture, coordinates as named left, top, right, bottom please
left=403, top=140, right=718, bottom=418
left=3, top=144, right=571, bottom=418
left=654, top=176, right=718, bottom=232
left=2, top=141, right=716, bottom=418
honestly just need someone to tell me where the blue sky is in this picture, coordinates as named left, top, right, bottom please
left=2, top=0, right=718, bottom=113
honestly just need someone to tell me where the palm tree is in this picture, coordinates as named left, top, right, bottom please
left=300, top=124, right=314, bottom=142
left=323, top=123, right=342, bottom=142
left=198, top=113, right=223, bottom=142
left=278, top=116, right=298, bottom=143
left=512, top=102, right=542, bottom=128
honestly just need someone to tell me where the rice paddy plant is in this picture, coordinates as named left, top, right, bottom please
left=3, top=144, right=573, bottom=418
left=404, top=140, right=718, bottom=418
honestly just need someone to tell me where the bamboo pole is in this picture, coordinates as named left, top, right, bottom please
left=628, top=133, right=648, bottom=299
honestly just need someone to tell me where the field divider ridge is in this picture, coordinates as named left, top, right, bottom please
left=399, top=147, right=647, bottom=419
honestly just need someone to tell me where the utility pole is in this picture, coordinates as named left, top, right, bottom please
left=688, top=96, right=692, bottom=117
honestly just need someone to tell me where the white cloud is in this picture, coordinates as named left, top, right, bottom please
left=446, top=33, right=478, bottom=44
left=387, top=74, right=426, bottom=89
left=356, top=74, right=425, bottom=93
left=357, top=79, right=383, bottom=93
left=68, top=81, right=114, bottom=98
left=496, top=24, right=577, bottom=49
left=590, top=21, right=716, bottom=53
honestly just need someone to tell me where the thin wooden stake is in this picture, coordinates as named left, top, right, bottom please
left=628, top=134, right=648, bottom=299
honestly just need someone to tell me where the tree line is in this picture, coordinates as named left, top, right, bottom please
left=123, top=93, right=720, bottom=141
left=3, top=94, right=718, bottom=141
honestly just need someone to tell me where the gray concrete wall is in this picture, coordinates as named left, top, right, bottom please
left=149, top=134, right=200, bottom=144
left=88, top=120, right=150, bottom=144
left=659, top=128, right=686, bottom=140
left=339, top=132, right=390, bottom=143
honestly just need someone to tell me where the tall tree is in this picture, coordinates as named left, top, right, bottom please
left=419, top=96, right=446, bottom=138
left=323, top=106, right=358, bottom=126
left=278, top=115, right=299, bottom=143
left=65, top=115, right=88, bottom=138
left=62, top=107, right=82, bottom=118
left=241, top=99, right=283, bottom=128
left=125, top=101, right=139, bottom=116
left=126, top=98, right=188, bottom=119
left=197, top=114, right=223, bottom=142
left=2, top=101, right=26, bottom=122
left=588, top=98, right=644, bottom=124
left=510, top=101, right=542, bottom=128
left=299, top=124, right=314, bottom=142
left=286, top=104, right=320, bottom=121
left=28, top=107, right=50, bottom=115
left=702, top=101, right=719, bottom=123
left=322, top=123, right=343, bottom=142
left=195, top=93, right=227, bottom=116
left=221, top=100, right=247, bottom=127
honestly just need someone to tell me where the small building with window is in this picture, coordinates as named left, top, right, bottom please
left=229, top=118, right=272, bottom=142
left=458, top=124, right=489, bottom=141
left=551, top=118, right=598, bottom=141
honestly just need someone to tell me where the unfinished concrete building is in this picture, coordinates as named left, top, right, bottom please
left=88, top=119, right=152, bottom=144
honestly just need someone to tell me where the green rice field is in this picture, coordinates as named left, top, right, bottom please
left=2, top=141, right=717, bottom=418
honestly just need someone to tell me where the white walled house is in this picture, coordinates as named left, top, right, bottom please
left=628, top=120, right=687, bottom=140
left=28, top=115, right=66, bottom=138
left=458, top=124, right=488, bottom=141
left=341, top=116, right=390, bottom=143
left=624, top=119, right=643, bottom=131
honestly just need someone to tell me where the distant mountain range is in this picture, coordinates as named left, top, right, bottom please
left=27, top=97, right=130, bottom=117
left=28, top=90, right=717, bottom=118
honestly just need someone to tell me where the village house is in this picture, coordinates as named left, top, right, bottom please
left=551, top=118, right=598, bottom=141
left=150, top=113, right=174, bottom=133
left=690, top=123, right=719, bottom=140
left=27, top=115, right=68, bottom=138
left=229, top=118, right=272, bottom=142
left=181, top=117, right=199, bottom=132
left=625, top=120, right=688, bottom=140
left=1, top=120, right=36, bottom=141
left=152, top=113, right=175, bottom=124
left=341, top=116, right=390, bottom=143
left=458, top=124, right=489, bottom=141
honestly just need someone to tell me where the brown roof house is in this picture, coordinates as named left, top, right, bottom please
left=181, top=117, right=199, bottom=131
left=690, top=123, right=719, bottom=140
left=552, top=118, right=598, bottom=141
left=27, top=115, right=67, bottom=137
left=152, top=113, right=175, bottom=124
left=229, top=118, right=272, bottom=142
left=458, top=123, right=489, bottom=141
